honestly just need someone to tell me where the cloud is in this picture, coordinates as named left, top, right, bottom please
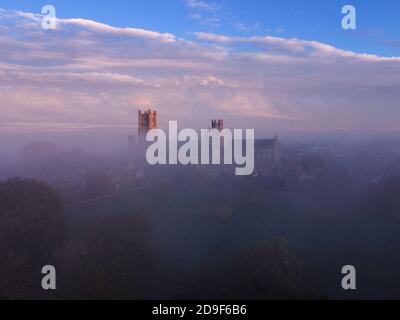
left=59, top=18, right=176, bottom=43
left=184, top=0, right=224, bottom=28
left=194, top=32, right=234, bottom=43
left=194, top=32, right=400, bottom=62
left=184, top=0, right=221, bottom=11
left=1, top=8, right=400, bottom=135
left=184, top=0, right=270, bottom=36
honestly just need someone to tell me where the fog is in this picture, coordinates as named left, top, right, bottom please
left=2, top=131, right=400, bottom=299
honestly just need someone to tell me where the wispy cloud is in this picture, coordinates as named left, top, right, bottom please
left=184, top=0, right=222, bottom=11
left=184, top=0, right=224, bottom=28
left=193, top=32, right=400, bottom=62
left=183, top=0, right=273, bottom=35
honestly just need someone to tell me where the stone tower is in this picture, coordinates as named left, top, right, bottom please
left=211, top=119, right=224, bottom=131
left=138, top=109, right=157, bottom=136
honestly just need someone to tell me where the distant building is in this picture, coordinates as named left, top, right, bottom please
left=128, top=111, right=281, bottom=178
left=138, top=109, right=157, bottom=136
left=127, top=108, right=158, bottom=173
left=255, top=134, right=280, bottom=163
left=254, top=135, right=281, bottom=176
left=211, top=119, right=224, bottom=131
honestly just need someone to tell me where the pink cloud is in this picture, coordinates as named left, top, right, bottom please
left=1, top=8, right=400, bottom=134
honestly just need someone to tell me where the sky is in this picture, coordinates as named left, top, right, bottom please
left=0, top=0, right=400, bottom=138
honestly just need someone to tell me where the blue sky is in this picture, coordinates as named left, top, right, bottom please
left=1, top=0, right=399, bottom=56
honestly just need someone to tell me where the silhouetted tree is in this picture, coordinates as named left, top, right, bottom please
left=58, top=212, right=155, bottom=299
left=195, top=238, right=318, bottom=299
left=0, top=178, right=64, bottom=299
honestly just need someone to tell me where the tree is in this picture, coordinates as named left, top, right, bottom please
left=0, top=178, right=64, bottom=299
left=195, top=238, right=319, bottom=299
